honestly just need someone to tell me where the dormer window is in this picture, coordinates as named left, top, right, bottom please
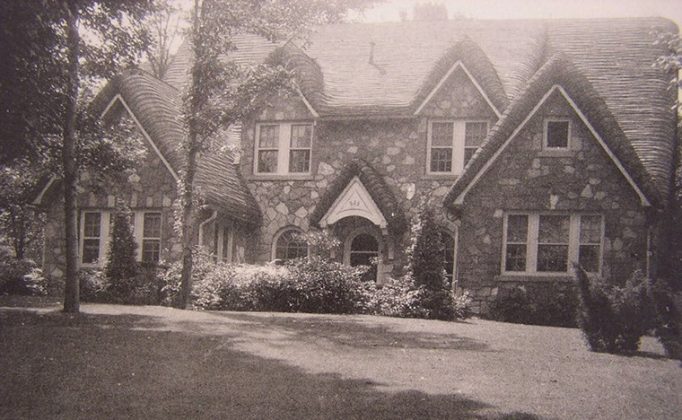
left=544, top=119, right=570, bottom=150
left=255, top=122, right=312, bottom=175
left=428, top=120, right=488, bottom=174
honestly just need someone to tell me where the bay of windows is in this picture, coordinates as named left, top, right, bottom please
left=503, top=213, right=603, bottom=274
left=428, top=120, right=488, bottom=174
left=256, top=122, right=312, bottom=175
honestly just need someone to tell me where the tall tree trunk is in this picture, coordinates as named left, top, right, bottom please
left=178, top=141, right=199, bottom=309
left=62, top=2, right=80, bottom=313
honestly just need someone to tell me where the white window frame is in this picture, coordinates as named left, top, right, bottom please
left=141, top=212, right=162, bottom=264
left=501, top=213, right=603, bottom=276
left=254, top=122, right=313, bottom=175
left=79, top=210, right=111, bottom=267
left=543, top=119, right=571, bottom=150
left=132, top=210, right=162, bottom=263
left=427, top=119, right=489, bottom=175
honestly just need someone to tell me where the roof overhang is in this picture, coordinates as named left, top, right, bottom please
left=453, top=84, right=651, bottom=207
left=414, top=61, right=502, bottom=118
left=319, top=176, right=388, bottom=232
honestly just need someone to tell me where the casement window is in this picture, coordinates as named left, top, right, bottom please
left=141, top=212, right=161, bottom=263
left=255, top=122, right=313, bottom=175
left=81, top=211, right=104, bottom=265
left=273, top=228, right=308, bottom=261
left=544, top=119, right=570, bottom=149
left=428, top=120, right=488, bottom=174
left=503, top=213, right=603, bottom=275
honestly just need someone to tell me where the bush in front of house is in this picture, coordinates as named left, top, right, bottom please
left=488, top=283, right=578, bottom=327
left=104, top=204, right=139, bottom=302
left=0, top=246, right=47, bottom=296
left=367, top=276, right=472, bottom=320
left=401, top=202, right=458, bottom=320
left=648, top=278, right=682, bottom=360
left=575, top=266, right=655, bottom=354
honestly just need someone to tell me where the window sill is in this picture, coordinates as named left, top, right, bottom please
left=537, top=149, right=574, bottom=158
left=495, top=273, right=574, bottom=282
left=421, top=173, right=460, bottom=181
left=246, top=174, right=315, bottom=181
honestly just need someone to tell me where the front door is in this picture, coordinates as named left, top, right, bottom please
left=349, top=233, right=379, bottom=282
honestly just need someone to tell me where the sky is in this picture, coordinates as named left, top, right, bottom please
left=354, top=0, right=682, bottom=26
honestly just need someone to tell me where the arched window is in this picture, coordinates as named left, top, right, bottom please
left=441, top=231, right=456, bottom=287
left=349, top=233, right=379, bottom=281
left=273, top=228, right=308, bottom=261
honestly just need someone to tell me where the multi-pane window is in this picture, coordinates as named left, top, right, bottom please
left=274, top=229, right=308, bottom=261
left=503, top=213, right=603, bottom=274
left=256, top=122, right=313, bottom=175
left=142, top=212, right=161, bottom=264
left=579, top=216, right=602, bottom=272
left=504, top=215, right=528, bottom=272
left=545, top=120, right=570, bottom=149
left=82, top=212, right=102, bottom=264
left=537, top=215, right=570, bottom=272
left=430, top=122, right=454, bottom=172
left=428, top=120, right=488, bottom=174
left=464, top=121, right=488, bottom=164
left=289, top=124, right=312, bottom=173
left=257, top=125, right=279, bottom=173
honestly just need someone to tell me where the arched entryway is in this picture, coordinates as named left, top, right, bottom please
left=345, top=231, right=381, bottom=282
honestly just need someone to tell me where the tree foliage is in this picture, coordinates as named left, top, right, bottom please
left=653, top=31, right=682, bottom=287
left=0, top=161, right=46, bottom=260
left=104, top=202, right=138, bottom=298
left=0, top=0, right=155, bottom=312
left=176, top=0, right=377, bottom=308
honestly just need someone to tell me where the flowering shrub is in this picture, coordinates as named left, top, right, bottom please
left=367, top=276, right=471, bottom=320
left=0, top=251, right=47, bottom=296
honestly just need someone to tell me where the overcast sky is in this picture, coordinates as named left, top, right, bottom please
left=355, top=0, right=681, bottom=26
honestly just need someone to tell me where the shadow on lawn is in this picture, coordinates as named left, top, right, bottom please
left=207, top=312, right=491, bottom=351
left=0, top=308, right=539, bottom=420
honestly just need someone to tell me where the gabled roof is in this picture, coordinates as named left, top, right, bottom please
left=412, top=36, right=508, bottom=115
left=310, top=159, right=408, bottom=235
left=443, top=53, right=663, bottom=209
left=92, top=69, right=261, bottom=224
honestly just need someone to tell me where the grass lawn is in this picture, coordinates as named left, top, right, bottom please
left=0, top=297, right=680, bottom=419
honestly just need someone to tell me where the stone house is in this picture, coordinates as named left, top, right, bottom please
left=36, top=18, right=679, bottom=314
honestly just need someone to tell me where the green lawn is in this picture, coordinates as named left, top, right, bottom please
left=0, top=298, right=680, bottom=419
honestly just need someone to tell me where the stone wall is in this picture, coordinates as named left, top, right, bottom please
left=240, top=68, right=498, bottom=279
left=42, top=113, right=181, bottom=283
left=457, top=89, right=650, bottom=314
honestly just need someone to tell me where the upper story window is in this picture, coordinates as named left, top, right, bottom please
left=428, top=120, right=488, bottom=174
left=544, top=119, right=570, bottom=150
left=255, top=122, right=312, bottom=175
left=503, top=213, right=603, bottom=275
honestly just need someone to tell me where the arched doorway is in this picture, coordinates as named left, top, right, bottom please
left=344, top=228, right=382, bottom=282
